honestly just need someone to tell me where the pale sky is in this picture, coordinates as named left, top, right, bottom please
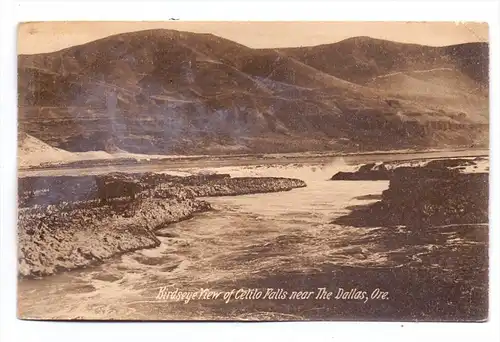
left=17, top=21, right=489, bottom=54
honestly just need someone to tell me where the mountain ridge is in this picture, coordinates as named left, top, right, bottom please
left=18, top=29, right=489, bottom=155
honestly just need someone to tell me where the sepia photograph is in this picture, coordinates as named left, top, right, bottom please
left=16, top=21, right=489, bottom=322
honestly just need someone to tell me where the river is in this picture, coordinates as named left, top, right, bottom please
left=17, top=150, right=489, bottom=321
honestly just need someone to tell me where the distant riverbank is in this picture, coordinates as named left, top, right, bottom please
left=18, top=148, right=488, bottom=177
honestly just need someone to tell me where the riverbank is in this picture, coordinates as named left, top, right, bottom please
left=18, top=148, right=489, bottom=178
left=18, top=172, right=306, bottom=277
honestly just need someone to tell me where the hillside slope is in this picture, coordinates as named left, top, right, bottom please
left=279, top=37, right=489, bottom=123
left=18, top=30, right=489, bottom=155
left=280, top=37, right=488, bottom=85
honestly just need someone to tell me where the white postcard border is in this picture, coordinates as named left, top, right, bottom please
left=1, top=1, right=499, bottom=341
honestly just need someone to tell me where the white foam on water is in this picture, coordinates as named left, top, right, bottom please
left=18, top=154, right=488, bottom=320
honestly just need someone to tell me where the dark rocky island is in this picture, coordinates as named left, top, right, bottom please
left=334, top=167, right=488, bottom=227
left=328, top=157, right=489, bottom=321
left=332, top=156, right=488, bottom=227
left=330, top=157, right=483, bottom=181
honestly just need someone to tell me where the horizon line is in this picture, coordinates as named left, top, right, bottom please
left=17, top=28, right=489, bottom=56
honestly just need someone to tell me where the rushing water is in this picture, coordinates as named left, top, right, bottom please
left=17, top=152, right=489, bottom=321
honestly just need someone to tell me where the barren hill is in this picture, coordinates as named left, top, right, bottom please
left=18, top=30, right=489, bottom=155
left=280, top=37, right=488, bottom=85
left=280, top=37, right=489, bottom=122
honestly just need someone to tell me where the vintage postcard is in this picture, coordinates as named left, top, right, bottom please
left=17, top=21, right=489, bottom=321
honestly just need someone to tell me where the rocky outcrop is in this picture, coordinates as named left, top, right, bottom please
left=378, top=170, right=488, bottom=226
left=96, top=173, right=142, bottom=203
left=18, top=172, right=306, bottom=207
left=18, top=196, right=211, bottom=277
left=330, top=158, right=481, bottom=181
left=334, top=167, right=488, bottom=227
left=18, top=172, right=306, bottom=277
left=331, top=163, right=391, bottom=180
left=184, top=177, right=307, bottom=197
